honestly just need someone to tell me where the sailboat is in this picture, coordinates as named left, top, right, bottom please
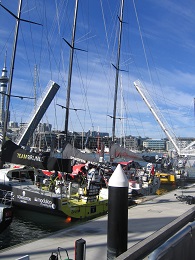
left=0, top=0, right=109, bottom=220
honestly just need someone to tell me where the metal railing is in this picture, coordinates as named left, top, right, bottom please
left=0, top=189, right=13, bottom=206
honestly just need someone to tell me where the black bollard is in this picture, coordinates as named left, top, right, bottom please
left=75, top=238, right=86, bottom=260
left=107, top=164, right=129, bottom=259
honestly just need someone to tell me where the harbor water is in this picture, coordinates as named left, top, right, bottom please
left=0, top=208, right=81, bottom=251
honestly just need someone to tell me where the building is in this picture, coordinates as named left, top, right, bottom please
left=166, top=137, right=195, bottom=152
left=143, top=139, right=166, bottom=151
left=124, top=135, right=142, bottom=151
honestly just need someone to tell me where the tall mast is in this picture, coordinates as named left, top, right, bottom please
left=32, top=64, right=37, bottom=148
left=64, top=0, right=79, bottom=141
left=112, top=0, right=125, bottom=142
left=2, top=0, right=23, bottom=145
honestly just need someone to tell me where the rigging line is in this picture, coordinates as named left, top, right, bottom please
left=133, top=3, right=174, bottom=139
left=68, top=113, right=85, bottom=133
left=106, top=0, right=120, bottom=54
left=43, top=0, right=52, bottom=80
left=79, top=0, right=89, bottom=132
left=37, top=2, right=68, bottom=97
left=122, top=95, right=142, bottom=137
left=74, top=110, right=85, bottom=133
left=120, top=58, right=133, bottom=66
left=73, top=52, right=94, bottom=129
left=41, top=0, right=66, bottom=82
left=20, top=25, right=35, bottom=97
left=44, top=1, right=70, bottom=86
left=53, top=0, right=64, bottom=132
left=22, top=6, right=36, bottom=15
left=26, top=1, right=38, bottom=68
left=100, top=0, right=109, bottom=49
left=122, top=47, right=147, bottom=136
left=33, top=1, right=44, bottom=87
left=86, top=25, right=115, bottom=134
left=129, top=80, right=146, bottom=137
left=0, top=27, right=15, bottom=57
left=75, top=31, right=96, bottom=43
left=55, top=0, right=67, bottom=81
left=132, top=2, right=168, bottom=139
left=132, top=0, right=152, bottom=86
left=141, top=37, right=176, bottom=137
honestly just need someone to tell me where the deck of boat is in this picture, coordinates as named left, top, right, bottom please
left=155, top=171, right=176, bottom=184
left=1, top=184, right=195, bottom=259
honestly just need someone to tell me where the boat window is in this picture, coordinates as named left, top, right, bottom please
left=28, top=171, right=35, bottom=181
left=20, top=171, right=30, bottom=179
left=12, top=171, right=20, bottom=179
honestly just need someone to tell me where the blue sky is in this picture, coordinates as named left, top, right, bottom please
left=0, top=0, right=195, bottom=140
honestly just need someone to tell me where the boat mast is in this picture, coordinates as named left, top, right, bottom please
left=112, top=0, right=125, bottom=142
left=2, top=0, right=23, bottom=146
left=32, top=64, right=37, bottom=148
left=64, top=0, right=79, bottom=141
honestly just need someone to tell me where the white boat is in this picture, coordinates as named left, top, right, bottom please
left=114, top=161, right=160, bottom=197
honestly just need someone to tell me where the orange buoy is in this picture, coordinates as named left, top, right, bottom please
left=65, top=216, right=72, bottom=223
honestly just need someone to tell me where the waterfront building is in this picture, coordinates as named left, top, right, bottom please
left=166, top=137, right=195, bottom=152
left=143, top=139, right=166, bottom=151
left=124, top=135, right=142, bottom=151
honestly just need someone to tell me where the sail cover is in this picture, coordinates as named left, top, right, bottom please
left=62, top=141, right=100, bottom=164
left=109, top=143, right=144, bottom=161
left=1, top=140, right=72, bottom=172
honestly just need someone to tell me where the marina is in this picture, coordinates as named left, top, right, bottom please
left=0, top=1, right=195, bottom=258
left=0, top=183, right=194, bottom=259
left=0, top=184, right=175, bottom=249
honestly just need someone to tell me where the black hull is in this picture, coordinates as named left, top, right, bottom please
left=13, top=186, right=65, bottom=216
left=12, top=202, right=66, bottom=217
left=0, top=207, right=13, bottom=233
left=0, top=183, right=66, bottom=217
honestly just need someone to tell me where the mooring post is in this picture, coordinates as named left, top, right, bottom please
left=75, top=238, right=86, bottom=260
left=107, top=164, right=129, bottom=259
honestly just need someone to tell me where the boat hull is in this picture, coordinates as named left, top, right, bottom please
left=60, top=197, right=108, bottom=219
left=0, top=205, right=13, bottom=233
left=0, top=189, right=14, bottom=233
left=0, top=183, right=108, bottom=219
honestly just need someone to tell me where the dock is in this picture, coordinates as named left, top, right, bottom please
left=1, top=184, right=195, bottom=260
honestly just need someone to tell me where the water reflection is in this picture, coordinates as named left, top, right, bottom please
left=0, top=208, right=80, bottom=250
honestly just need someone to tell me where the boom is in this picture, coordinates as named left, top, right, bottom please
left=15, top=80, right=60, bottom=147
